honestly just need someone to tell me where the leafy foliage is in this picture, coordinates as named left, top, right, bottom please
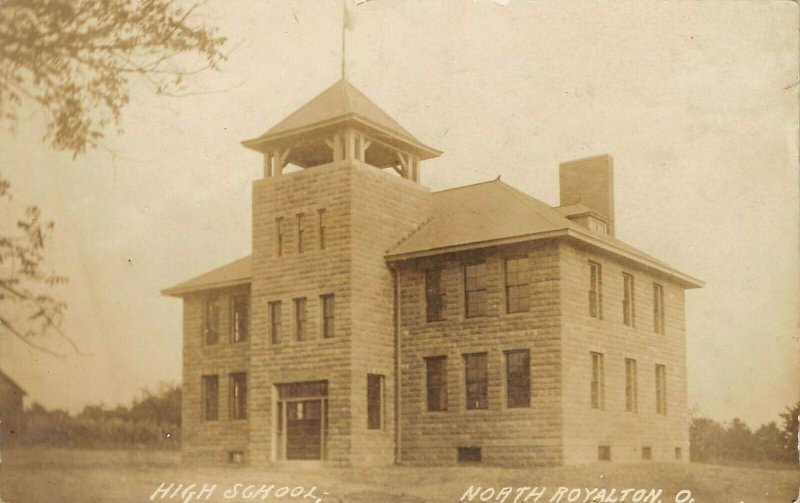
left=15, top=382, right=181, bottom=449
left=0, top=173, right=71, bottom=356
left=0, top=0, right=227, bottom=156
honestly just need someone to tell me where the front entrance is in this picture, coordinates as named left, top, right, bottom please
left=275, top=381, right=328, bottom=461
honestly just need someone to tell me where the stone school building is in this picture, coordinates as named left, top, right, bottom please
left=163, top=79, right=702, bottom=467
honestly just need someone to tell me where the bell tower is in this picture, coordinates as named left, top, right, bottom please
left=244, top=79, right=439, bottom=467
left=242, top=78, right=441, bottom=181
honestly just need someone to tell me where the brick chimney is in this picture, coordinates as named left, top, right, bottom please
left=559, top=154, right=615, bottom=236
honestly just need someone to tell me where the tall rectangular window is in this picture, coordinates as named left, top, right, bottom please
left=367, top=374, right=384, bottom=430
left=505, top=349, right=531, bottom=408
left=321, top=294, right=335, bottom=338
left=625, top=358, right=638, bottom=412
left=317, top=209, right=326, bottom=250
left=269, top=301, right=282, bottom=344
left=589, top=261, right=603, bottom=319
left=275, top=217, right=284, bottom=256
left=464, top=262, right=488, bottom=318
left=655, top=364, right=667, bottom=415
left=202, top=375, right=218, bottom=421
left=653, top=283, right=665, bottom=334
left=425, top=268, right=445, bottom=322
left=425, top=356, right=448, bottom=412
left=293, top=297, right=307, bottom=341
left=203, top=298, right=220, bottom=345
left=229, top=372, right=247, bottom=420
left=505, top=256, right=530, bottom=313
left=296, top=213, right=305, bottom=254
left=590, top=352, right=605, bottom=410
left=231, top=294, right=249, bottom=343
left=623, top=273, right=635, bottom=327
left=464, top=352, right=488, bottom=410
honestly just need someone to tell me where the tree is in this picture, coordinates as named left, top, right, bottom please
left=779, top=400, right=799, bottom=463
left=0, top=0, right=227, bottom=352
left=0, top=0, right=227, bottom=156
left=753, top=421, right=787, bottom=462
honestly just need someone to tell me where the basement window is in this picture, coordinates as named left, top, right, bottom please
left=457, top=446, right=482, bottom=463
left=641, top=446, right=652, bottom=460
left=598, top=445, right=611, bottom=461
left=228, top=451, right=244, bottom=464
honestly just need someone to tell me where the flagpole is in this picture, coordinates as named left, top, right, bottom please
left=341, top=0, right=347, bottom=79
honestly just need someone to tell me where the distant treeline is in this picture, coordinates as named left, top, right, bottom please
left=13, top=382, right=180, bottom=450
left=690, top=401, right=799, bottom=465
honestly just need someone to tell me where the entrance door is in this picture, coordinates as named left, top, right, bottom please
left=285, top=399, right=322, bottom=460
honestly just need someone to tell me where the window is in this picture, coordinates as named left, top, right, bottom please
left=425, top=268, right=445, bottom=322
left=367, top=374, right=384, bottom=430
left=505, top=349, right=530, bottom=408
left=293, top=297, right=307, bottom=341
left=675, top=447, right=682, bottom=460
left=655, top=364, right=667, bottom=415
left=623, top=273, right=635, bottom=326
left=464, top=262, right=488, bottom=318
left=275, top=217, right=284, bottom=256
left=598, top=445, right=611, bottom=461
left=457, top=447, right=482, bottom=463
left=231, top=295, right=249, bottom=343
left=588, top=217, right=608, bottom=234
left=464, top=352, right=488, bottom=410
left=425, top=356, right=448, bottom=412
left=641, top=446, right=652, bottom=460
left=504, top=256, right=530, bottom=313
left=203, top=298, right=220, bottom=345
left=653, top=283, right=665, bottom=334
left=590, top=352, right=605, bottom=410
left=317, top=209, right=326, bottom=250
left=230, top=372, right=247, bottom=420
left=589, top=261, right=603, bottom=319
left=625, top=358, right=638, bottom=412
left=228, top=451, right=244, bottom=464
left=321, top=294, right=335, bottom=338
left=296, top=213, right=305, bottom=254
left=202, top=375, right=219, bottom=421
left=269, top=301, right=282, bottom=344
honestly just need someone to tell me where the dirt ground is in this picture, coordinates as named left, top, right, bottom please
left=0, top=448, right=797, bottom=503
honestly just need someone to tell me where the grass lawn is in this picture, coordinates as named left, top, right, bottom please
left=0, top=448, right=797, bottom=503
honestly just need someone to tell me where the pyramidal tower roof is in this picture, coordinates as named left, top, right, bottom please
left=242, top=79, right=440, bottom=160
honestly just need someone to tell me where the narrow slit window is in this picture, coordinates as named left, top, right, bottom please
left=623, top=273, right=635, bottom=326
left=275, top=217, right=284, bottom=256
left=294, top=297, right=307, bottom=341
left=229, top=372, right=247, bottom=420
left=269, top=301, right=281, bottom=344
left=653, top=283, right=665, bottom=334
left=655, top=364, right=667, bottom=415
left=625, top=358, right=638, bottom=412
left=589, top=261, right=603, bottom=319
left=591, top=352, right=605, bottom=410
left=296, top=213, right=305, bottom=254
left=367, top=374, right=384, bottom=430
left=321, top=294, right=335, bottom=338
left=318, top=209, right=326, bottom=250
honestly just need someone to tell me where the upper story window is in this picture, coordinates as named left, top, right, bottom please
left=321, top=294, right=335, bottom=338
left=653, top=283, right=665, bottom=334
left=590, top=351, right=605, bottom=410
left=229, top=372, right=247, bottom=420
left=202, top=374, right=219, bottom=421
left=625, top=358, right=638, bottom=412
left=588, top=261, right=603, bottom=319
left=367, top=374, right=385, bottom=430
left=293, top=297, right=307, bottom=341
left=505, top=349, right=531, bottom=408
left=425, top=268, right=445, bottom=322
left=655, top=364, right=667, bottom=415
left=231, top=294, right=249, bottom=343
left=296, top=213, right=305, bottom=254
left=504, top=256, right=530, bottom=314
left=622, top=273, right=635, bottom=327
left=588, top=216, right=608, bottom=234
left=203, top=298, right=220, bottom=345
left=464, top=262, right=488, bottom=318
left=269, top=301, right=282, bottom=344
left=464, top=352, right=488, bottom=410
left=317, top=209, right=327, bottom=250
left=425, top=356, right=448, bottom=412
left=275, top=217, right=284, bottom=256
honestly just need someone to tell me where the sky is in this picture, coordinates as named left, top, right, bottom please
left=1, top=0, right=798, bottom=428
